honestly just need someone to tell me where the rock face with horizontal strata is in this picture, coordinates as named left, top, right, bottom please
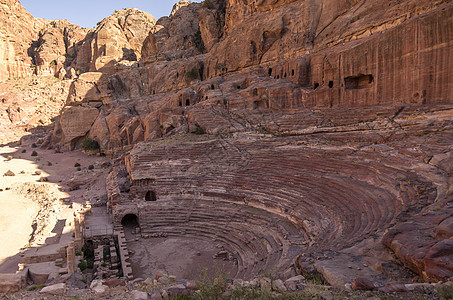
left=1, top=0, right=452, bottom=288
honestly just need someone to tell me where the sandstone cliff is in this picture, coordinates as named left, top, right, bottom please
left=0, top=0, right=44, bottom=80
left=32, top=20, right=88, bottom=77
left=72, top=8, right=156, bottom=74
left=46, top=0, right=453, bottom=152
left=1, top=0, right=452, bottom=285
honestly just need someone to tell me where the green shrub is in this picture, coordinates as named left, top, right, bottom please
left=31, top=151, right=38, bottom=156
left=74, top=162, right=81, bottom=167
left=438, top=285, right=453, bottom=299
left=196, top=268, right=229, bottom=300
left=81, top=138, right=100, bottom=151
left=78, top=260, right=87, bottom=271
left=88, top=165, right=94, bottom=170
left=27, top=284, right=46, bottom=291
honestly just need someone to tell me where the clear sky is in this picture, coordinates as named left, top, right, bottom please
left=19, top=0, right=201, bottom=29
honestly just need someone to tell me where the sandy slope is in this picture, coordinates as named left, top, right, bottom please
left=0, top=146, right=41, bottom=267
left=0, top=144, right=106, bottom=273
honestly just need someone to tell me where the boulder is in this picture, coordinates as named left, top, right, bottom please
left=54, top=106, right=99, bottom=148
left=284, top=275, right=305, bottom=291
left=66, top=72, right=106, bottom=105
left=90, top=279, right=103, bottom=289
left=0, top=274, right=24, bottom=293
left=150, top=290, right=163, bottom=300
left=103, top=278, right=126, bottom=288
left=166, top=284, right=189, bottom=296
left=92, top=284, right=109, bottom=296
left=382, top=208, right=453, bottom=282
left=4, top=170, right=15, bottom=176
left=351, top=277, right=376, bottom=291
left=39, top=283, right=66, bottom=295
left=186, top=280, right=197, bottom=290
left=259, top=277, right=272, bottom=291
left=272, top=279, right=287, bottom=292
left=424, top=238, right=453, bottom=281
left=132, top=290, right=149, bottom=300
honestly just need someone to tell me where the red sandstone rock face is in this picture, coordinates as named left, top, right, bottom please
left=0, top=0, right=45, bottom=80
left=383, top=206, right=453, bottom=282
left=141, top=1, right=203, bottom=62
left=73, top=8, right=156, bottom=74
left=0, top=0, right=452, bottom=288
left=206, top=0, right=453, bottom=79
left=32, top=20, right=88, bottom=77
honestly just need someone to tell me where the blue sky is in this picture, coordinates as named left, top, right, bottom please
left=20, top=0, right=201, bottom=29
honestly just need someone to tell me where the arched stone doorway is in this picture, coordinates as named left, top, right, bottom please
left=121, top=214, right=139, bottom=227
left=145, top=191, right=157, bottom=202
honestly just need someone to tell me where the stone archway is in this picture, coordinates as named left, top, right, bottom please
left=145, top=190, right=157, bottom=202
left=121, top=214, right=139, bottom=227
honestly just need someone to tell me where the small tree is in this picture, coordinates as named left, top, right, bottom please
left=81, top=138, right=100, bottom=151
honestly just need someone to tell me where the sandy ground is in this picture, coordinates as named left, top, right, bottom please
left=125, top=228, right=237, bottom=280
left=0, top=144, right=107, bottom=273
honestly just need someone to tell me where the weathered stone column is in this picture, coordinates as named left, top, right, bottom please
left=67, top=242, right=75, bottom=275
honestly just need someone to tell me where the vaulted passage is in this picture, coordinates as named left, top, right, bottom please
left=121, top=214, right=139, bottom=228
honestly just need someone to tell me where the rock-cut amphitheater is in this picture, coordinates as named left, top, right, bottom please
left=0, top=0, right=452, bottom=297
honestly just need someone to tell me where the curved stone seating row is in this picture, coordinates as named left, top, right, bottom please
left=121, top=131, right=442, bottom=278
left=137, top=199, right=293, bottom=278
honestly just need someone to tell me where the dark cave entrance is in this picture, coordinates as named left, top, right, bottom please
left=121, top=214, right=139, bottom=228
left=145, top=190, right=157, bottom=202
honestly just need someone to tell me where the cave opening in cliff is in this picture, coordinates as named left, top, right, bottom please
left=254, top=100, right=266, bottom=109
left=268, top=68, right=272, bottom=76
left=178, top=100, right=182, bottom=107
left=145, top=191, right=157, bottom=202
left=314, top=82, right=320, bottom=89
left=345, top=74, right=374, bottom=89
left=121, top=214, right=139, bottom=228
left=292, top=69, right=295, bottom=76
left=329, top=81, right=334, bottom=88
left=186, top=99, right=190, bottom=106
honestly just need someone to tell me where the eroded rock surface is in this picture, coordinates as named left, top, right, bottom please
left=0, top=0, right=452, bottom=292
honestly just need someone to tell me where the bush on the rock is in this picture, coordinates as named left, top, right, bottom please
left=81, top=138, right=99, bottom=151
